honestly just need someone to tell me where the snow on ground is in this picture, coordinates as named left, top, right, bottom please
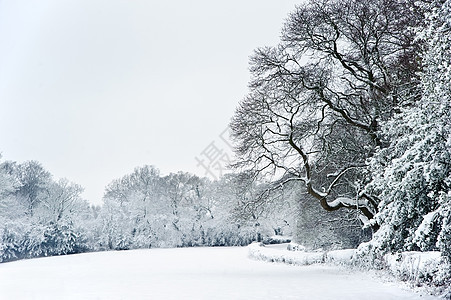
left=249, top=242, right=324, bottom=265
left=249, top=242, right=356, bottom=266
left=384, top=251, right=449, bottom=289
left=0, top=246, right=440, bottom=300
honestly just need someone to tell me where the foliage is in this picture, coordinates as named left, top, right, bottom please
left=363, top=0, right=451, bottom=258
left=230, top=0, right=422, bottom=227
left=99, top=166, right=295, bottom=250
left=0, top=160, right=96, bottom=262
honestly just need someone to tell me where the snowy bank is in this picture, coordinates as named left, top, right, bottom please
left=248, top=242, right=324, bottom=265
left=384, top=252, right=450, bottom=290
left=324, top=249, right=356, bottom=265
left=249, top=242, right=357, bottom=266
left=248, top=242, right=450, bottom=297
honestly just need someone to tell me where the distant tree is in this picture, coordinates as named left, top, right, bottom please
left=101, top=165, right=162, bottom=249
left=0, top=158, right=16, bottom=198
left=229, top=172, right=264, bottom=241
left=230, top=0, right=422, bottom=230
left=229, top=172, right=296, bottom=240
left=0, top=159, right=94, bottom=261
left=160, top=172, right=227, bottom=247
left=15, top=161, right=52, bottom=216
left=39, top=178, right=84, bottom=223
left=0, top=159, right=22, bottom=220
left=99, top=166, right=297, bottom=249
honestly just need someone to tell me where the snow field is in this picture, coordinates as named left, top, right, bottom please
left=0, top=245, right=442, bottom=300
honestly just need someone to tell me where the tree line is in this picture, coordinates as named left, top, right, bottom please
left=0, top=158, right=371, bottom=262
left=0, top=161, right=300, bottom=262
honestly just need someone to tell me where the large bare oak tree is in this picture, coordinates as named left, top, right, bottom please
left=230, top=0, right=423, bottom=230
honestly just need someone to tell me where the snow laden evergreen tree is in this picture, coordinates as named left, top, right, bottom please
left=364, top=0, right=451, bottom=258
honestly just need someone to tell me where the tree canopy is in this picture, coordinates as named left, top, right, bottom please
left=231, top=0, right=423, bottom=228
left=364, top=0, right=451, bottom=257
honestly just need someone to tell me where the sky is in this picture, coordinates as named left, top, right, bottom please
left=0, top=0, right=300, bottom=205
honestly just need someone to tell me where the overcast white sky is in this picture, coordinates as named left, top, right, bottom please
left=0, top=0, right=300, bottom=205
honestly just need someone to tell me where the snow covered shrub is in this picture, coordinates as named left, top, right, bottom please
left=287, top=242, right=306, bottom=252
left=262, top=235, right=291, bottom=245
left=0, top=219, right=93, bottom=262
left=248, top=242, right=324, bottom=265
left=40, top=222, right=80, bottom=256
left=364, top=0, right=451, bottom=259
left=0, top=160, right=98, bottom=262
left=0, top=223, right=21, bottom=262
left=384, top=252, right=450, bottom=293
left=354, top=242, right=386, bottom=270
left=20, top=223, right=46, bottom=259
left=0, top=220, right=47, bottom=262
left=131, top=223, right=156, bottom=249
left=324, top=249, right=356, bottom=265
left=202, top=223, right=258, bottom=247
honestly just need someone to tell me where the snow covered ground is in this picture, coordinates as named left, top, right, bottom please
left=0, top=246, right=440, bottom=300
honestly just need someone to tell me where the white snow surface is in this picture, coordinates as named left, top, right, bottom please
left=0, top=246, right=440, bottom=300
left=250, top=242, right=355, bottom=266
left=384, top=251, right=449, bottom=288
left=385, top=251, right=442, bottom=273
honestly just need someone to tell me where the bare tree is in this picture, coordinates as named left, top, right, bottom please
left=41, top=178, right=84, bottom=223
left=230, top=0, right=423, bottom=230
left=15, top=161, right=52, bottom=216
